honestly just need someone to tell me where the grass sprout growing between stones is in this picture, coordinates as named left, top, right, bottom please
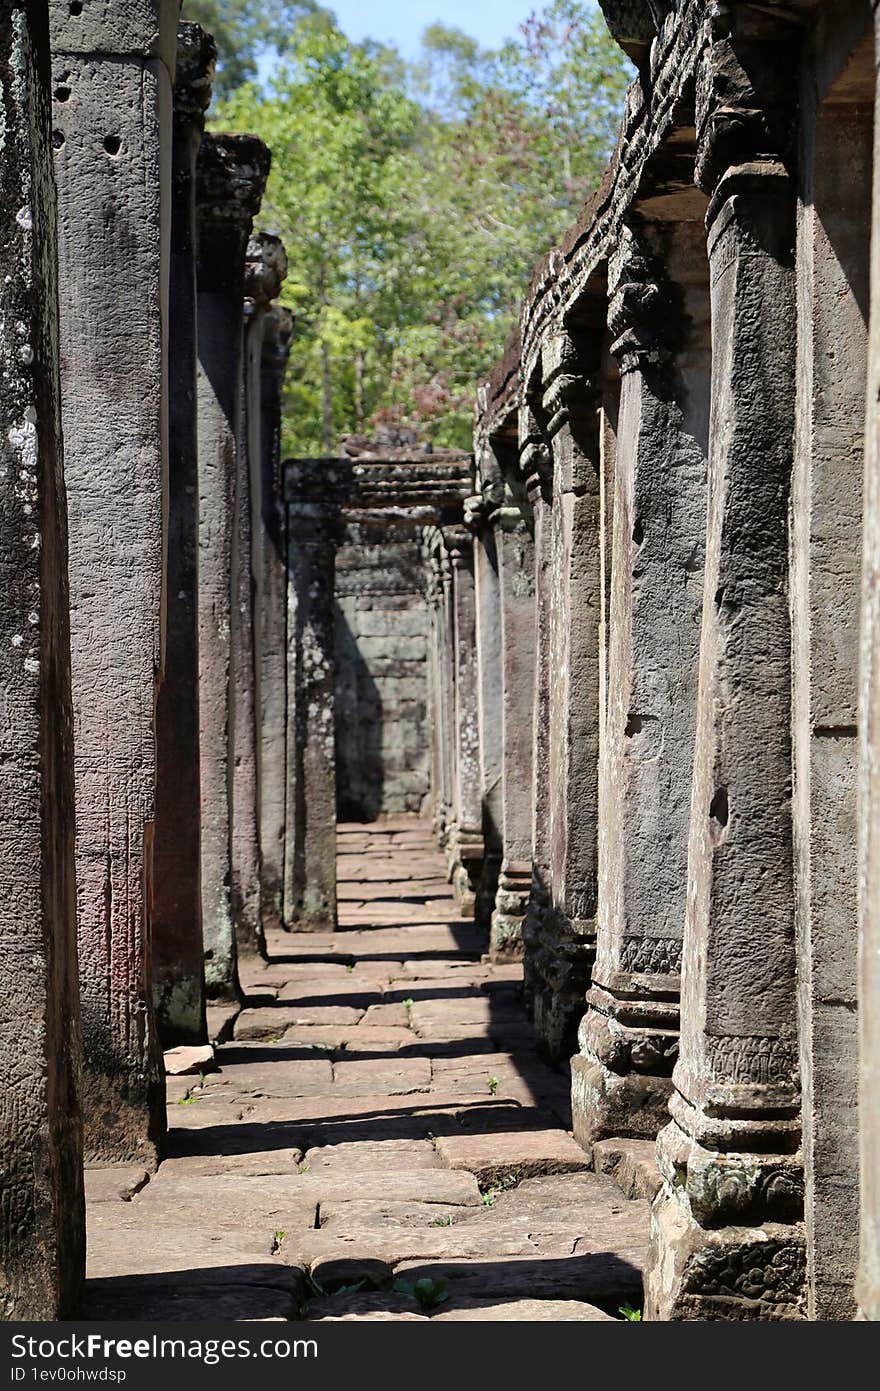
left=619, top=1304, right=642, bottom=1321
left=488, top=1075, right=499, bottom=1095
left=394, top=1277, right=450, bottom=1312
left=403, top=998, right=414, bottom=1011
left=272, top=1230, right=286, bottom=1253
left=431, top=1215, right=455, bottom=1227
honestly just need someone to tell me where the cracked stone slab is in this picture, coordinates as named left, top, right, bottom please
left=434, top=1129, right=591, bottom=1187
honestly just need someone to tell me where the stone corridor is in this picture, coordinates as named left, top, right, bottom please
left=82, top=821, right=649, bottom=1322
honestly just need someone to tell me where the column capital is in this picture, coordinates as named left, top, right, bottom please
left=245, top=232, right=288, bottom=315
left=262, top=305, right=294, bottom=376
left=518, top=402, right=552, bottom=502
left=173, top=23, right=216, bottom=131
left=607, top=223, right=676, bottom=373
left=540, top=328, right=600, bottom=440
left=197, top=133, right=271, bottom=230
left=694, top=6, right=799, bottom=208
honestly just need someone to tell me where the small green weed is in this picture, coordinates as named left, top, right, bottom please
left=619, top=1304, right=642, bottom=1322
left=488, top=1076, right=499, bottom=1095
left=432, top=1215, right=455, bottom=1227
left=394, top=1277, right=450, bottom=1312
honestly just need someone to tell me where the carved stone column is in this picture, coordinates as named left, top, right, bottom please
left=520, top=405, right=554, bottom=1012
left=0, top=0, right=84, bottom=1316
left=646, top=18, right=804, bottom=1320
left=153, top=22, right=215, bottom=1048
left=572, top=223, right=707, bottom=1147
left=231, top=233, right=286, bottom=960
left=529, top=331, right=602, bottom=1063
left=446, top=528, right=484, bottom=914
left=490, top=490, right=536, bottom=961
left=858, top=2, right=880, bottom=1326
left=50, top=0, right=178, bottom=1162
left=466, top=481, right=504, bottom=933
left=259, top=306, right=294, bottom=931
left=196, top=133, right=270, bottom=996
left=284, top=467, right=338, bottom=930
left=424, top=529, right=455, bottom=847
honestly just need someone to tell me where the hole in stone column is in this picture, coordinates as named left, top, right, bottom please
left=52, top=130, right=65, bottom=150
left=54, top=85, right=71, bottom=102
left=104, top=135, right=122, bottom=157
left=69, top=1, right=83, bottom=15
left=709, top=786, right=729, bottom=830
left=632, top=517, right=644, bottom=546
left=624, top=713, right=643, bottom=738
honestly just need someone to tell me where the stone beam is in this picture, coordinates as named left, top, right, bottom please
left=50, top=0, right=178, bottom=1164
left=0, top=0, right=84, bottom=1317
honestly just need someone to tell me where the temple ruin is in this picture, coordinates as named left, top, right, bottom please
left=2, top=0, right=880, bottom=1323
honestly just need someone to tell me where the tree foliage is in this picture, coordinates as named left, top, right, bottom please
left=207, top=2, right=632, bottom=455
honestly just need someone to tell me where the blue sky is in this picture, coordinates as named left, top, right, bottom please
left=322, top=0, right=545, bottom=58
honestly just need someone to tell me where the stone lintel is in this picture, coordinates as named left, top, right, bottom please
left=50, top=0, right=180, bottom=68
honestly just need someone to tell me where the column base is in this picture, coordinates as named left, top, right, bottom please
left=475, top=850, right=501, bottom=936
left=153, top=976, right=207, bottom=1049
left=570, top=985, right=679, bottom=1148
left=446, top=824, right=484, bottom=919
left=490, top=861, right=531, bottom=961
left=645, top=1184, right=806, bottom=1321
left=529, top=908, right=596, bottom=1063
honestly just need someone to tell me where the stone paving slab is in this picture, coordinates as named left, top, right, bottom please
left=83, top=817, right=648, bottom=1321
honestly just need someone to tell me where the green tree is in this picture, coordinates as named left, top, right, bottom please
left=215, top=20, right=422, bottom=454
left=210, top=2, right=632, bottom=453
left=181, top=0, right=332, bottom=98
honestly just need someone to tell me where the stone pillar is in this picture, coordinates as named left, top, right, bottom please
left=232, top=233, right=286, bottom=959
left=424, top=529, right=455, bottom=846
left=490, top=491, right=536, bottom=961
left=0, top=0, right=84, bottom=1317
left=284, top=469, right=337, bottom=929
left=50, top=0, right=178, bottom=1163
left=520, top=406, right=554, bottom=1014
left=152, top=22, right=215, bottom=1048
left=466, top=484, right=504, bottom=933
left=794, top=7, right=872, bottom=1319
left=258, top=306, right=294, bottom=931
left=196, top=132, right=269, bottom=996
left=857, top=1, right=880, bottom=1327
left=528, top=330, right=602, bottom=1063
left=446, top=528, right=484, bottom=915
left=572, top=223, right=708, bottom=1148
left=646, top=22, right=804, bottom=1319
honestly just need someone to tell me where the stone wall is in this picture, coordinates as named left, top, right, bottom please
left=335, top=523, right=430, bottom=821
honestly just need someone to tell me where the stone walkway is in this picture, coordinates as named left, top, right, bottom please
left=83, top=818, right=650, bottom=1321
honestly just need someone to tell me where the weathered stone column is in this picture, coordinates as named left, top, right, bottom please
left=258, top=305, right=294, bottom=931
left=528, top=330, right=602, bottom=1063
left=231, top=233, right=286, bottom=960
left=153, top=22, right=215, bottom=1048
left=284, top=466, right=338, bottom=929
left=466, top=484, right=504, bottom=932
left=572, top=223, right=708, bottom=1148
left=0, top=0, right=83, bottom=1317
left=794, top=5, right=872, bottom=1320
left=646, top=23, right=804, bottom=1319
left=857, top=1, right=880, bottom=1327
left=446, top=528, right=484, bottom=914
left=196, top=132, right=269, bottom=996
left=424, top=528, right=455, bottom=846
left=490, top=489, right=536, bottom=961
left=50, top=0, right=178, bottom=1162
left=520, top=405, right=553, bottom=1014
